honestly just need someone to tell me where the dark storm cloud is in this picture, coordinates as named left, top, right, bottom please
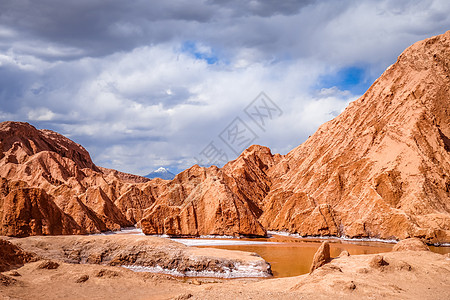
left=0, top=64, right=31, bottom=105
left=0, top=0, right=319, bottom=61
left=208, top=0, right=316, bottom=17
left=2, top=0, right=447, bottom=67
left=0, top=0, right=217, bottom=59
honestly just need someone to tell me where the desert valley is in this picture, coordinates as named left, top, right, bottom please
left=1, top=6, right=450, bottom=300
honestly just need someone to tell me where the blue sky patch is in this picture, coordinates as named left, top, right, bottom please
left=318, top=66, right=372, bottom=95
left=181, top=41, right=219, bottom=64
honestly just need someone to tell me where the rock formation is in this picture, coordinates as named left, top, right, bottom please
left=6, top=235, right=272, bottom=278
left=369, top=255, right=390, bottom=269
left=37, top=260, right=60, bottom=270
left=259, top=30, right=450, bottom=243
left=0, top=239, right=36, bottom=272
left=0, top=122, right=271, bottom=237
left=0, top=121, right=146, bottom=236
left=140, top=145, right=278, bottom=237
left=309, top=241, right=331, bottom=273
left=0, top=273, right=16, bottom=286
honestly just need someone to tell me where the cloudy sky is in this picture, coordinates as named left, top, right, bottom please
left=1, top=0, right=449, bottom=175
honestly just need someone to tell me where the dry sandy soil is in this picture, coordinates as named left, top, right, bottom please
left=1, top=235, right=450, bottom=300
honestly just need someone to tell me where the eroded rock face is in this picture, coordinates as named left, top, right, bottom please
left=0, top=122, right=145, bottom=236
left=0, top=273, right=16, bottom=286
left=140, top=149, right=275, bottom=237
left=0, top=121, right=272, bottom=237
left=141, top=31, right=450, bottom=240
left=0, top=122, right=272, bottom=237
left=8, top=235, right=272, bottom=278
left=0, top=183, right=82, bottom=236
left=0, top=239, right=36, bottom=272
left=259, top=31, right=450, bottom=244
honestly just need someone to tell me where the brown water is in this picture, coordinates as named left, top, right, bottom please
left=200, top=235, right=450, bottom=278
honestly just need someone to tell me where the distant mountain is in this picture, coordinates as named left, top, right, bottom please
left=144, top=167, right=175, bottom=180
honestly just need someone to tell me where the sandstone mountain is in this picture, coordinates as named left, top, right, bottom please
left=1, top=31, right=449, bottom=243
left=258, top=30, right=450, bottom=243
left=140, top=145, right=279, bottom=237
left=0, top=121, right=147, bottom=236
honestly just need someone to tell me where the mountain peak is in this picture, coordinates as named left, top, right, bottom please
left=144, top=167, right=175, bottom=180
left=0, top=121, right=97, bottom=171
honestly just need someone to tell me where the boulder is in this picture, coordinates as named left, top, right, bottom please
left=369, top=255, right=389, bottom=269
left=37, top=260, right=59, bottom=270
left=0, top=239, right=36, bottom=272
left=0, top=273, right=16, bottom=286
left=392, top=238, right=430, bottom=252
left=310, top=241, right=331, bottom=273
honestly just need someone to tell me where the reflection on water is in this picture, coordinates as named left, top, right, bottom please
left=429, top=245, right=450, bottom=254
left=203, top=242, right=391, bottom=277
left=199, top=235, right=450, bottom=278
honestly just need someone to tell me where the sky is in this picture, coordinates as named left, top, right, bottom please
left=1, top=0, right=449, bottom=175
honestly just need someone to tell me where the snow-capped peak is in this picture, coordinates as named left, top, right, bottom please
left=144, top=167, right=175, bottom=180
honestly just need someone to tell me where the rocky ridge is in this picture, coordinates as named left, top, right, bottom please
left=258, top=30, right=450, bottom=243
left=0, top=121, right=147, bottom=236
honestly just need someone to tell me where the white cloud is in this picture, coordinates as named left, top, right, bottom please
left=27, top=108, right=56, bottom=121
